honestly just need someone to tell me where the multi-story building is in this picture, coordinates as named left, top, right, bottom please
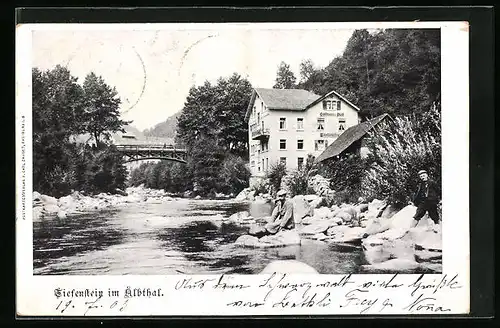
left=244, top=88, right=361, bottom=186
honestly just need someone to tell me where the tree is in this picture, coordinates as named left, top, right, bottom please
left=299, top=59, right=316, bottom=83
left=299, top=29, right=441, bottom=119
left=81, top=72, right=129, bottom=146
left=177, top=73, right=252, bottom=158
left=273, top=61, right=297, bottom=89
left=32, top=66, right=85, bottom=195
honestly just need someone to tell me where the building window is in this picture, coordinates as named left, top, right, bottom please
left=324, top=99, right=341, bottom=111
left=257, top=113, right=260, bottom=122
left=261, top=120, right=265, bottom=130
left=297, top=157, right=304, bottom=170
left=279, top=117, right=287, bottom=130
left=266, top=158, right=269, bottom=171
left=297, top=139, right=304, bottom=150
left=261, top=141, right=268, bottom=152
left=280, top=157, right=287, bottom=166
left=280, top=139, right=286, bottom=150
left=338, top=118, right=346, bottom=131
left=315, top=140, right=327, bottom=151
left=262, top=159, right=265, bottom=171
left=250, top=160, right=255, bottom=167
left=317, top=118, right=325, bottom=131
left=253, top=106, right=256, bottom=117
left=297, top=117, right=304, bottom=130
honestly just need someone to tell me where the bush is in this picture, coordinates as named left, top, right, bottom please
left=318, top=153, right=368, bottom=203
left=286, top=169, right=309, bottom=197
left=220, top=154, right=251, bottom=195
left=361, top=106, right=441, bottom=206
left=74, top=144, right=128, bottom=194
left=266, top=161, right=287, bottom=195
left=252, top=179, right=269, bottom=196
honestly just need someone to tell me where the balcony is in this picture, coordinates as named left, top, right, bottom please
left=251, top=128, right=270, bottom=140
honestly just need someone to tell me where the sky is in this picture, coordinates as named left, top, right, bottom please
left=32, top=24, right=355, bottom=131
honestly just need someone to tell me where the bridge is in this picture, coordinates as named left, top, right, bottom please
left=116, top=144, right=187, bottom=163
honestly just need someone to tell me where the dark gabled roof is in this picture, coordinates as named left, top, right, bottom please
left=315, top=113, right=390, bottom=163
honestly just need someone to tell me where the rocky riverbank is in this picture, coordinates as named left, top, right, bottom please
left=32, top=185, right=193, bottom=221
left=233, top=195, right=442, bottom=273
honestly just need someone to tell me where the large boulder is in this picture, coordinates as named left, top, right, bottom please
left=260, top=260, right=318, bottom=274
left=380, top=205, right=399, bottom=219
left=248, top=224, right=267, bottom=236
left=299, top=220, right=332, bottom=235
left=362, top=235, right=415, bottom=264
left=389, top=205, right=417, bottom=230
left=313, top=206, right=333, bottom=220
left=325, top=226, right=366, bottom=244
left=292, top=195, right=314, bottom=224
left=40, top=195, right=58, bottom=206
left=234, top=235, right=260, bottom=247
left=409, top=227, right=442, bottom=252
left=258, top=230, right=301, bottom=247
left=235, top=230, right=301, bottom=248
left=364, top=217, right=392, bottom=236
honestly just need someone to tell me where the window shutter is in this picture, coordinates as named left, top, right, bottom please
left=337, top=101, right=341, bottom=111
left=323, top=100, right=327, bottom=109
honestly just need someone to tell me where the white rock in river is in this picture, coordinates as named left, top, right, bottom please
left=234, top=235, right=261, bottom=247
left=258, top=230, right=301, bottom=247
left=299, top=220, right=332, bottom=235
left=260, top=260, right=318, bottom=274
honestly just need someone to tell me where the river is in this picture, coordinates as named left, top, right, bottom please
left=33, top=199, right=367, bottom=275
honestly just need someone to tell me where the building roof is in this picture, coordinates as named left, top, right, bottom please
left=245, top=88, right=321, bottom=121
left=315, top=113, right=390, bottom=163
left=245, top=87, right=361, bottom=122
left=255, top=88, right=321, bottom=110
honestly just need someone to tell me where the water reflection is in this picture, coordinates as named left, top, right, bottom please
left=32, top=199, right=367, bottom=275
left=33, top=210, right=126, bottom=269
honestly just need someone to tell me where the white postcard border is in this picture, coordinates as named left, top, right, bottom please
left=16, top=21, right=470, bottom=316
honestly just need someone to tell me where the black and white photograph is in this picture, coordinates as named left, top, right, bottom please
left=30, top=25, right=443, bottom=275
left=16, top=19, right=471, bottom=316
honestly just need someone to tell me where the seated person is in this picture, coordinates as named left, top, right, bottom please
left=250, top=189, right=294, bottom=237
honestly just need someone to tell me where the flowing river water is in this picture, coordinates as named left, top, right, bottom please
left=33, top=199, right=367, bottom=275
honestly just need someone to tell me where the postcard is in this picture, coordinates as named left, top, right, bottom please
left=16, top=21, right=469, bottom=316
